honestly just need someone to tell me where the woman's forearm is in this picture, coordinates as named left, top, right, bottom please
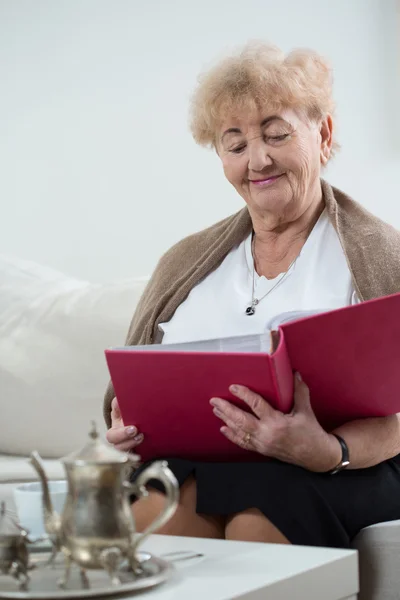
left=332, top=414, right=400, bottom=469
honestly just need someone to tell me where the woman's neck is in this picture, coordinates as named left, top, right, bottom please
left=251, top=191, right=324, bottom=280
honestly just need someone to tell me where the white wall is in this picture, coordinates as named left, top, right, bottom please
left=0, top=0, right=399, bottom=282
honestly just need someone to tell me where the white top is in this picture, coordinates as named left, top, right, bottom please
left=160, top=210, right=358, bottom=344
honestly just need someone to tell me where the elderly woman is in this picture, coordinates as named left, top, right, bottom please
left=104, top=43, right=400, bottom=548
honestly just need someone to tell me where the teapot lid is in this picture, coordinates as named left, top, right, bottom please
left=63, top=422, right=138, bottom=465
left=0, top=502, right=20, bottom=536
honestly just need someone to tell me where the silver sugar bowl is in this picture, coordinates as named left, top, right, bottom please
left=0, top=501, right=33, bottom=590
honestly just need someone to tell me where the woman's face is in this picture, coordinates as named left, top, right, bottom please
left=217, top=108, right=332, bottom=225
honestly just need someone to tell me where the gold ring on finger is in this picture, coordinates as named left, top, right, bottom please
left=244, top=432, right=251, bottom=446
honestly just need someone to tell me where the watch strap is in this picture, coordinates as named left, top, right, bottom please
left=329, top=434, right=350, bottom=475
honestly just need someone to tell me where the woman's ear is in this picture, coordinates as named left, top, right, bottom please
left=319, top=114, right=333, bottom=165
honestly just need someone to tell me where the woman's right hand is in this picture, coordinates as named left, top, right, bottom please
left=106, top=397, right=144, bottom=452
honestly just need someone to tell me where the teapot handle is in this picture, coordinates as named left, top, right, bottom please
left=126, top=460, right=179, bottom=552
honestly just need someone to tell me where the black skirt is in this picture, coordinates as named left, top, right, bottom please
left=131, top=455, right=400, bottom=548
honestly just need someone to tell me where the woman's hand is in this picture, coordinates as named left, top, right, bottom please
left=105, top=397, right=144, bottom=452
left=210, top=373, right=341, bottom=472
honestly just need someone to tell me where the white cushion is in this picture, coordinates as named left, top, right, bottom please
left=0, top=454, right=65, bottom=483
left=0, top=254, right=147, bottom=458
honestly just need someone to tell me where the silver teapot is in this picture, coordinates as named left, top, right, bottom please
left=29, top=423, right=179, bottom=589
left=0, top=502, right=33, bottom=590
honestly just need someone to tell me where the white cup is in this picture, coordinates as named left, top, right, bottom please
left=13, top=480, right=68, bottom=538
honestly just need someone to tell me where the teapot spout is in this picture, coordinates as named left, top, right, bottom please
left=30, top=451, right=61, bottom=537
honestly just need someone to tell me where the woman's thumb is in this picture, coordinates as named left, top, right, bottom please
left=292, top=373, right=313, bottom=414
left=111, top=397, right=122, bottom=424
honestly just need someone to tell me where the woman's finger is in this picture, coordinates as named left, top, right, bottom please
left=228, top=385, right=275, bottom=420
left=213, top=406, right=256, bottom=438
left=106, top=425, right=139, bottom=445
left=220, top=426, right=254, bottom=452
left=114, top=434, right=144, bottom=453
left=210, top=398, right=257, bottom=432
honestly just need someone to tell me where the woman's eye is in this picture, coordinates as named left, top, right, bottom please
left=230, top=144, right=246, bottom=154
left=267, top=133, right=290, bottom=142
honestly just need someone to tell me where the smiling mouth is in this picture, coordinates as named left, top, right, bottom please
left=249, top=174, right=283, bottom=186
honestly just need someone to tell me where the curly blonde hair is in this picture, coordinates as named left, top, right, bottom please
left=190, top=42, right=338, bottom=155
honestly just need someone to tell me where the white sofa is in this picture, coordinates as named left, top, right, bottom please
left=0, top=253, right=148, bottom=514
left=1, top=254, right=399, bottom=600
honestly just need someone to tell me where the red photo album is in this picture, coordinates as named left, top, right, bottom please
left=105, top=293, right=400, bottom=462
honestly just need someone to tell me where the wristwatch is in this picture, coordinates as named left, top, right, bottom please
left=329, top=434, right=350, bottom=475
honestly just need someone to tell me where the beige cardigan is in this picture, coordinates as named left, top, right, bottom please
left=104, top=179, right=400, bottom=427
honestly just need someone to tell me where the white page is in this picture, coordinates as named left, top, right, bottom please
left=265, top=309, right=326, bottom=332
left=112, top=310, right=326, bottom=354
left=113, top=332, right=271, bottom=354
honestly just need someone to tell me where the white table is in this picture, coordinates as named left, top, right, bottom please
left=138, top=535, right=359, bottom=600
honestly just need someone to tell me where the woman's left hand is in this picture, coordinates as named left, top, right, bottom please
left=210, top=373, right=341, bottom=472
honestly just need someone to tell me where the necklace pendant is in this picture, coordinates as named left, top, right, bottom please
left=245, top=305, right=256, bottom=316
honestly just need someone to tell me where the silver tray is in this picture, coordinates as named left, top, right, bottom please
left=0, top=552, right=173, bottom=599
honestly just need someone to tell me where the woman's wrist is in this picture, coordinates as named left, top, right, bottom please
left=310, top=433, right=343, bottom=473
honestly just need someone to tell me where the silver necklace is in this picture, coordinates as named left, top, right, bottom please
left=245, top=236, right=299, bottom=316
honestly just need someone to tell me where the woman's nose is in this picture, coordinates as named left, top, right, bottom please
left=248, top=142, right=273, bottom=172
